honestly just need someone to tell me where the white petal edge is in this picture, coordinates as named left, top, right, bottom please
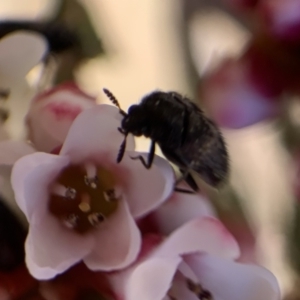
left=84, top=199, right=141, bottom=271
left=60, top=105, right=135, bottom=163
left=184, top=253, right=281, bottom=300
left=152, top=183, right=216, bottom=234
left=11, top=152, right=69, bottom=220
left=154, top=217, right=240, bottom=260
left=26, top=211, right=94, bottom=280
left=119, top=152, right=175, bottom=218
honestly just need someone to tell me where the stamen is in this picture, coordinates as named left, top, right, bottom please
left=104, top=188, right=118, bottom=202
left=52, top=184, right=67, bottom=197
left=51, top=184, right=77, bottom=199
left=84, top=175, right=98, bottom=189
left=49, top=164, right=119, bottom=234
left=63, top=214, right=79, bottom=228
left=85, top=163, right=97, bottom=178
left=79, top=193, right=91, bottom=212
left=79, top=202, right=91, bottom=212
left=186, top=278, right=213, bottom=300
left=84, top=163, right=98, bottom=188
left=88, top=212, right=105, bottom=226
left=65, top=187, right=77, bottom=199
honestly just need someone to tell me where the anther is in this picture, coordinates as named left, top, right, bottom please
left=79, top=202, right=91, bottom=212
left=199, top=290, right=212, bottom=300
left=88, top=212, right=105, bottom=226
left=84, top=175, right=98, bottom=189
left=104, top=189, right=118, bottom=202
left=65, top=187, right=76, bottom=199
left=186, top=278, right=212, bottom=300
left=63, top=214, right=79, bottom=228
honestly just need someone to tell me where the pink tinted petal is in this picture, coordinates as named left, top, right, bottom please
left=185, top=253, right=280, bottom=300
left=11, top=152, right=69, bottom=220
left=60, top=105, right=135, bottom=163
left=152, top=184, right=215, bottom=234
left=26, top=212, right=94, bottom=280
left=108, top=234, right=164, bottom=299
left=125, top=256, right=182, bottom=300
left=119, top=152, right=174, bottom=218
left=27, top=87, right=97, bottom=152
left=0, top=141, right=35, bottom=165
left=84, top=199, right=141, bottom=271
left=34, top=82, right=96, bottom=103
left=0, top=32, right=47, bottom=80
left=155, top=217, right=240, bottom=260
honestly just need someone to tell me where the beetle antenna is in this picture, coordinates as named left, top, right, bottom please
left=117, top=134, right=127, bottom=163
left=103, top=88, right=127, bottom=116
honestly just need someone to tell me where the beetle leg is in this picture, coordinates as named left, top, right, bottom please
left=117, top=135, right=127, bottom=163
left=131, top=141, right=156, bottom=169
left=174, top=187, right=195, bottom=194
left=176, top=168, right=199, bottom=192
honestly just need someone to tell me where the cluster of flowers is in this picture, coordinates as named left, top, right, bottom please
left=202, top=0, right=300, bottom=129
left=0, top=31, right=280, bottom=299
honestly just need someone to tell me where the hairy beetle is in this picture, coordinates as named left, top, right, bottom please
left=103, top=89, right=229, bottom=191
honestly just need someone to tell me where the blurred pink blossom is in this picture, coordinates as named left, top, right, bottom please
left=26, top=82, right=97, bottom=153
left=202, top=56, right=281, bottom=128
left=109, top=217, right=280, bottom=300
left=259, top=0, right=300, bottom=43
left=11, top=105, right=174, bottom=280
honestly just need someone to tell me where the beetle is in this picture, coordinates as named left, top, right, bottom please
left=103, top=88, right=229, bottom=192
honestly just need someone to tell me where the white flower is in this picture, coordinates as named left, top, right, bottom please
left=26, top=82, right=98, bottom=152
left=0, top=31, right=47, bottom=139
left=11, top=104, right=174, bottom=280
left=148, top=182, right=216, bottom=235
left=109, top=217, right=280, bottom=300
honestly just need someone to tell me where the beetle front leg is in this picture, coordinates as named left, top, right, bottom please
left=131, top=141, right=156, bottom=169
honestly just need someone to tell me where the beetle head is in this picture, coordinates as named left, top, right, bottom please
left=121, top=105, right=151, bottom=137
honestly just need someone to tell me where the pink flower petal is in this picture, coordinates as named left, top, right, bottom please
left=0, top=32, right=47, bottom=80
left=152, top=184, right=215, bottom=234
left=203, top=58, right=279, bottom=129
left=119, top=152, right=174, bottom=218
left=26, top=211, right=94, bottom=280
left=184, top=253, right=280, bottom=300
left=108, top=234, right=165, bottom=299
left=60, top=105, right=135, bottom=163
left=11, top=152, right=69, bottom=220
left=260, top=0, right=300, bottom=42
left=0, top=141, right=35, bottom=165
left=155, top=217, right=240, bottom=260
left=125, top=256, right=182, bottom=300
left=27, top=84, right=97, bottom=152
left=84, top=199, right=141, bottom=271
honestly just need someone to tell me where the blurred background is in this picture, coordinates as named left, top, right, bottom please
left=0, top=0, right=299, bottom=299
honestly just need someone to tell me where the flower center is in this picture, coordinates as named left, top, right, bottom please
left=48, top=164, right=120, bottom=234
left=186, top=278, right=212, bottom=300
left=166, top=276, right=213, bottom=300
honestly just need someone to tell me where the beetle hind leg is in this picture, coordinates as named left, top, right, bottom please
left=175, top=169, right=199, bottom=193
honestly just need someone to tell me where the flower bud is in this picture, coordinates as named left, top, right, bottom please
left=26, top=82, right=97, bottom=152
